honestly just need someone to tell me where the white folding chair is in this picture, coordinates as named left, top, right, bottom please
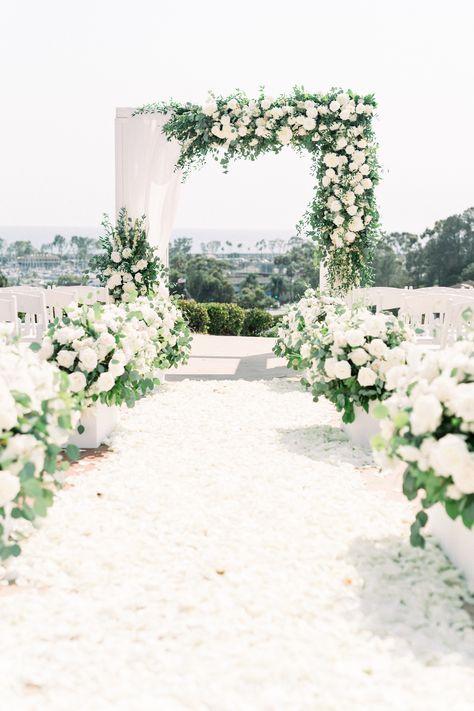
left=8, top=291, right=48, bottom=343
left=44, top=289, right=78, bottom=321
left=440, top=299, right=474, bottom=346
left=58, top=285, right=110, bottom=304
left=400, top=293, right=451, bottom=345
left=0, top=295, right=19, bottom=337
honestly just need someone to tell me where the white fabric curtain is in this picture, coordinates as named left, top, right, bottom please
left=115, top=109, right=182, bottom=266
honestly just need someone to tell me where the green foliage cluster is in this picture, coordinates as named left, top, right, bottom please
left=178, top=300, right=274, bottom=336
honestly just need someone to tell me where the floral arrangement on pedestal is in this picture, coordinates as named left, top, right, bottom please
left=273, top=289, right=346, bottom=371
left=95, top=208, right=167, bottom=302
left=134, top=87, right=380, bottom=291
left=372, top=334, right=474, bottom=546
left=302, top=308, right=414, bottom=423
left=0, top=339, right=78, bottom=561
left=40, top=298, right=191, bottom=409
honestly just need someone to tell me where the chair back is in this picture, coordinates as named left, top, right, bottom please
left=44, top=289, right=78, bottom=321
left=0, top=295, right=19, bottom=336
left=7, top=290, right=48, bottom=343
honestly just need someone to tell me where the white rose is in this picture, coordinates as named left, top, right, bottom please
left=349, top=216, right=365, bottom=232
left=135, top=273, right=143, bottom=283
left=344, top=231, right=356, bottom=244
left=68, top=371, right=87, bottom=393
left=334, top=360, right=352, bottom=380
left=349, top=348, right=369, bottom=366
left=301, top=116, right=316, bottom=131
left=333, top=214, right=344, bottom=227
left=122, top=248, right=132, bottom=258
left=96, top=372, right=115, bottom=393
left=329, top=100, right=340, bottom=112
left=361, top=178, right=373, bottom=189
left=336, top=136, right=347, bottom=151
left=300, top=342, right=311, bottom=360
left=398, top=445, right=421, bottom=462
left=447, top=383, right=474, bottom=423
left=324, top=357, right=338, bottom=379
left=38, top=338, right=54, bottom=361
left=108, top=361, right=125, bottom=378
left=238, top=125, right=248, bottom=137
left=111, top=252, right=121, bottom=263
left=345, top=328, right=365, bottom=348
left=366, top=339, right=388, bottom=359
left=0, top=470, right=20, bottom=507
left=57, top=349, right=76, bottom=369
left=430, top=434, right=474, bottom=494
left=410, top=394, right=443, bottom=436
left=357, top=367, right=377, bottom=387
left=323, top=153, right=340, bottom=168
left=0, top=378, right=17, bottom=430
left=277, top=126, right=293, bottom=145
left=79, top=347, right=98, bottom=373
left=306, top=106, right=318, bottom=118
left=261, top=97, right=273, bottom=110
left=202, top=101, right=218, bottom=116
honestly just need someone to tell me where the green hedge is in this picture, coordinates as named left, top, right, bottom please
left=177, top=300, right=275, bottom=337
left=177, top=300, right=210, bottom=333
left=205, top=302, right=245, bottom=335
left=242, top=308, right=274, bottom=336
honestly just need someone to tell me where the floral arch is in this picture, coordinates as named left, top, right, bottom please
left=115, top=88, right=379, bottom=291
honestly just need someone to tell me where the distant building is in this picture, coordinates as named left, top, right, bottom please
left=16, top=254, right=61, bottom=271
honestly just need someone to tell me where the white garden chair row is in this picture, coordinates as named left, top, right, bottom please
left=0, top=285, right=110, bottom=342
left=347, top=287, right=474, bottom=346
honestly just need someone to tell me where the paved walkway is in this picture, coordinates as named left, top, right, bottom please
left=167, top=335, right=290, bottom=381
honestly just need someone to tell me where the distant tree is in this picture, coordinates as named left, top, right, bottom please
left=0, top=271, right=7, bottom=287
left=238, top=285, right=273, bottom=309
left=205, top=240, right=222, bottom=255
left=176, top=254, right=234, bottom=302
left=52, top=234, right=66, bottom=256
left=461, top=261, right=474, bottom=282
left=273, top=238, right=319, bottom=302
left=7, top=240, right=36, bottom=258
left=0, top=238, right=5, bottom=258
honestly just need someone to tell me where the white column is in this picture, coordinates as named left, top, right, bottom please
left=115, top=108, right=182, bottom=267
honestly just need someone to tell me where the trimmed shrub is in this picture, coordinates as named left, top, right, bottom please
left=242, top=308, right=274, bottom=336
left=177, top=299, right=209, bottom=333
left=205, top=302, right=245, bottom=335
left=225, top=303, right=246, bottom=335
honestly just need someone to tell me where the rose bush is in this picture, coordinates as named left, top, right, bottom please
left=372, top=333, right=474, bottom=546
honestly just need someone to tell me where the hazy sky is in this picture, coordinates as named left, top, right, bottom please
left=1, top=0, right=473, bottom=235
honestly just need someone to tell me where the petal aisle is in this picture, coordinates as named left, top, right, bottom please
left=1, top=379, right=474, bottom=710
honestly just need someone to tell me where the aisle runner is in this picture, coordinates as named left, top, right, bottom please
left=2, top=380, right=474, bottom=710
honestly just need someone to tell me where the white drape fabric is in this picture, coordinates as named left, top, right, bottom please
left=115, top=109, right=182, bottom=266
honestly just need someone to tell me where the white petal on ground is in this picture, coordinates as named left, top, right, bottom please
left=1, top=379, right=474, bottom=710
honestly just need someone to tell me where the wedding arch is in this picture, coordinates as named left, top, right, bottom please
left=115, top=88, right=379, bottom=291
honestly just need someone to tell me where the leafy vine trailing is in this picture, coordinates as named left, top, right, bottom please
left=134, top=87, right=380, bottom=291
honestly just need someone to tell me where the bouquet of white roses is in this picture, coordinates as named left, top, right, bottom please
left=95, top=208, right=167, bottom=302
left=372, top=334, right=474, bottom=547
left=127, top=294, right=192, bottom=372
left=273, top=289, right=346, bottom=371
left=0, top=339, right=78, bottom=561
left=303, top=308, right=413, bottom=423
left=40, top=301, right=159, bottom=409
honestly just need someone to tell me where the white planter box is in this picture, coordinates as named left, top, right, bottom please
left=68, top=402, right=119, bottom=449
left=342, top=405, right=380, bottom=449
left=429, top=504, right=474, bottom=588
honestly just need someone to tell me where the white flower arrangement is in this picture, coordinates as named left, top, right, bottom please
left=95, top=208, right=167, bottom=303
left=301, top=307, right=414, bottom=423
left=273, top=289, right=346, bottom=370
left=0, top=339, right=78, bottom=561
left=134, top=88, right=379, bottom=291
left=372, top=333, right=474, bottom=547
left=41, top=297, right=191, bottom=410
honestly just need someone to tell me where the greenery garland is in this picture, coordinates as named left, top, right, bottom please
left=134, top=87, right=380, bottom=291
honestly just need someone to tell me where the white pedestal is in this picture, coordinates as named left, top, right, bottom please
left=68, top=402, right=119, bottom=449
left=342, top=406, right=380, bottom=449
left=429, top=504, right=474, bottom=588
